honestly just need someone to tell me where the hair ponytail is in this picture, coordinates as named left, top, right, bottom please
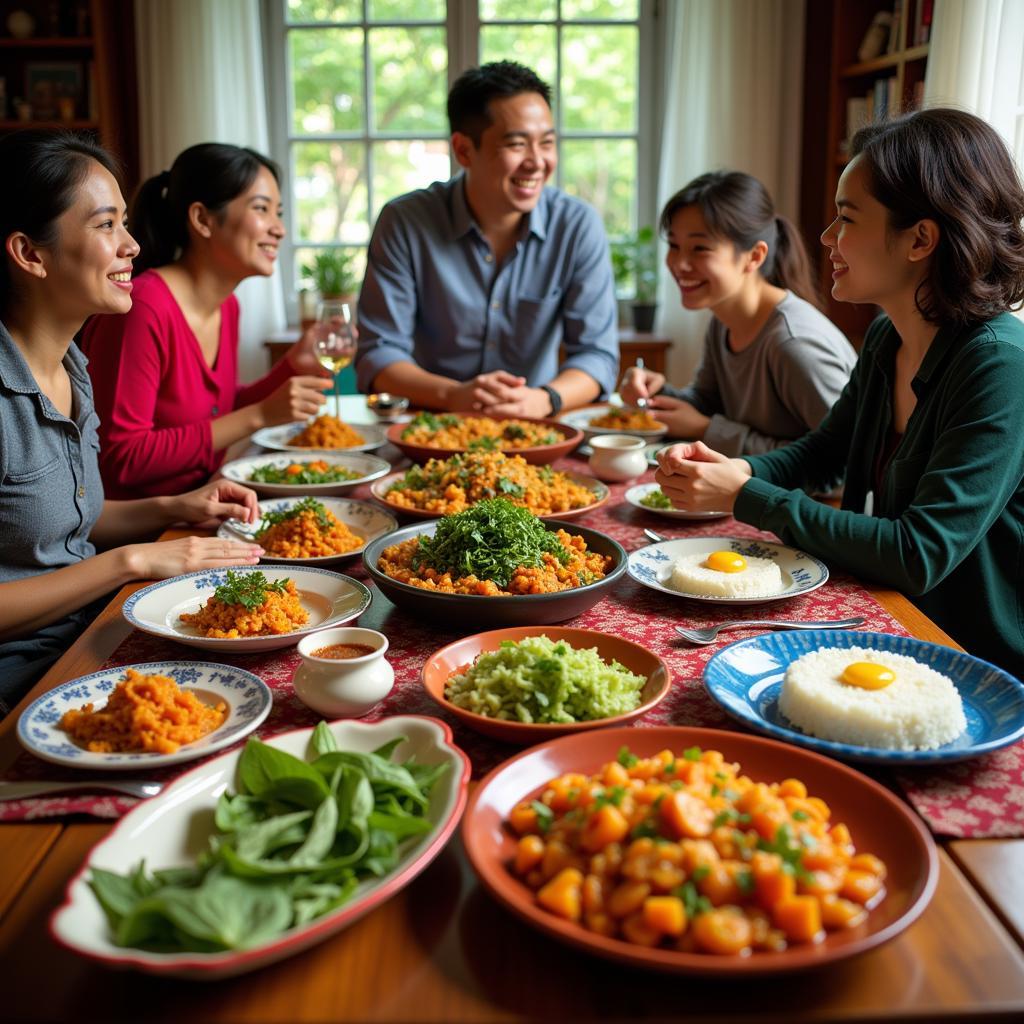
left=660, top=171, right=823, bottom=311
left=129, top=143, right=281, bottom=276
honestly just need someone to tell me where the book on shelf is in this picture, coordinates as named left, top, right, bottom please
left=913, top=0, right=934, bottom=45
left=887, top=0, right=903, bottom=53
left=846, top=97, right=870, bottom=145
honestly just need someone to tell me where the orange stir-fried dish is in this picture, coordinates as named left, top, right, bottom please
left=288, top=414, right=365, bottom=449
left=179, top=570, right=309, bottom=638
left=384, top=450, right=597, bottom=516
left=507, top=744, right=887, bottom=955
left=256, top=498, right=363, bottom=558
left=400, top=411, right=562, bottom=451
left=376, top=499, right=611, bottom=596
left=59, top=669, right=226, bottom=754
left=589, top=408, right=666, bottom=431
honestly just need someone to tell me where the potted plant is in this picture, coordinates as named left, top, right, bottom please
left=303, top=248, right=359, bottom=302
left=610, top=226, right=659, bottom=332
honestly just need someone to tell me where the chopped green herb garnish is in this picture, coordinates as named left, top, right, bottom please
left=256, top=497, right=331, bottom=537
left=213, top=570, right=289, bottom=610
left=594, top=785, right=626, bottom=810
left=691, top=864, right=710, bottom=882
left=683, top=746, right=702, bottom=762
left=531, top=800, right=554, bottom=834
left=250, top=461, right=360, bottom=485
left=502, top=424, right=527, bottom=440
left=792, top=809, right=809, bottom=821
left=617, top=746, right=639, bottom=768
left=736, top=869, right=755, bottom=895
left=639, top=487, right=672, bottom=509
left=630, top=819, right=661, bottom=840
left=496, top=476, right=525, bottom=497
left=674, top=881, right=712, bottom=919
left=467, top=435, right=500, bottom=451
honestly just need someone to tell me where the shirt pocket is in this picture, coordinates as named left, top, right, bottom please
left=886, top=452, right=929, bottom=510
left=515, top=289, right=563, bottom=337
left=5, top=456, right=62, bottom=484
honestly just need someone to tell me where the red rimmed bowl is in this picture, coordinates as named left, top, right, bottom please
left=462, top=726, right=939, bottom=975
left=385, top=414, right=583, bottom=466
left=422, top=626, right=672, bottom=743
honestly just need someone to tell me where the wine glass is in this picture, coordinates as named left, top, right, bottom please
left=313, top=300, right=356, bottom=418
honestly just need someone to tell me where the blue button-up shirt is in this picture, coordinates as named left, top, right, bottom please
left=355, top=175, right=619, bottom=396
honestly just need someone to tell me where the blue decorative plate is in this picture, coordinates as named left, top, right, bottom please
left=18, top=661, right=273, bottom=770
left=703, top=630, right=1024, bottom=764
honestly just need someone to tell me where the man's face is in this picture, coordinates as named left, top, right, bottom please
left=454, top=91, right=557, bottom=219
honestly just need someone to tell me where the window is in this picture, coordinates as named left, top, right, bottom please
left=264, top=0, right=657, bottom=314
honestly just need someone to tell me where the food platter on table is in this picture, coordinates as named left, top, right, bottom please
left=361, top=519, right=627, bottom=627
left=251, top=419, right=388, bottom=455
left=369, top=468, right=610, bottom=522
left=50, top=716, right=471, bottom=979
left=421, top=626, right=671, bottom=743
left=558, top=403, right=670, bottom=442
left=219, top=451, right=391, bottom=497
left=703, top=629, right=1024, bottom=765
left=385, top=412, right=582, bottom=466
left=216, top=497, right=398, bottom=565
left=17, top=661, right=272, bottom=770
left=628, top=536, right=828, bottom=605
left=123, top=566, right=372, bottom=653
left=462, top=725, right=939, bottom=975
left=624, top=482, right=730, bottom=521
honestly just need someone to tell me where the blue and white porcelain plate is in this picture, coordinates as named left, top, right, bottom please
left=628, top=536, right=828, bottom=605
left=220, top=451, right=391, bottom=497
left=703, top=630, right=1024, bottom=765
left=123, top=566, right=372, bottom=653
left=216, top=497, right=398, bottom=565
left=17, top=661, right=272, bottom=770
left=251, top=419, right=388, bottom=455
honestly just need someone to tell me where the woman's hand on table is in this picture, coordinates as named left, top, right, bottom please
left=167, top=480, right=262, bottom=528
left=620, top=366, right=665, bottom=405
left=655, top=441, right=752, bottom=513
left=122, top=536, right=264, bottom=581
left=257, top=375, right=332, bottom=426
left=646, top=395, right=711, bottom=440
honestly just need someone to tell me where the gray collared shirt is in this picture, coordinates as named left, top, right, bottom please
left=355, top=175, right=619, bottom=396
left=0, top=322, right=105, bottom=711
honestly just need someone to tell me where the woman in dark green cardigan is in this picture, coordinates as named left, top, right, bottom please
left=655, top=108, right=1024, bottom=677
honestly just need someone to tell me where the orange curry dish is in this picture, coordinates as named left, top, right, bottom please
left=59, top=669, right=226, bottom=754
left=288, top=414, right=366, bottom=449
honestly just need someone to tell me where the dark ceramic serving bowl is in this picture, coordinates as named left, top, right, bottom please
left=361, top=520, right=627, bottom=626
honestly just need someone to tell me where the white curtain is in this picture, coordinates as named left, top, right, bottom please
left=134, top=0, right=285, bottom=381
left=655, top=0, right=806, bottom=385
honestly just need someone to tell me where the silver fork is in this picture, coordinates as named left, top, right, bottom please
left=0, top=780, right=164, bottom=802
left=631, top=357, right=649, bottom=409
left=675, top=617, right=865, bottom=645
left=222, top=518, right=262, bottom=540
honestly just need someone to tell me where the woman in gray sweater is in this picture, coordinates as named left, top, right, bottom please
left=622, top=172, right=855, bottom=455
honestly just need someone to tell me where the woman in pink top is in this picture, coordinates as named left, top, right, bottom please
left=82, top=143, right=331, bottom=498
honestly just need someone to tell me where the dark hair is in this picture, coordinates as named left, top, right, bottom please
left=130, top=142, right=281, bottom=275
left=447, top=61, right=552, bottom=145
left=659, top=171, right=822, bottom=310
left=0, top=128, right=121, bottom=315
left=850, top=108, right=1024, bottom=325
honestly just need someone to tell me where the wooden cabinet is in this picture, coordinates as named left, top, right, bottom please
left=0, top=0, right=139, bottom=188
left=800, top=0, right=930, bottom=345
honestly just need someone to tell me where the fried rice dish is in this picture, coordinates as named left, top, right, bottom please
left=288, top=414, right=366, bottom=449
left=179, top=570, right=309, bottom=638
left=589, top=407, right=666, bottom=431
left=400, top=412, right=562, bottom=451
left=256, top=498, right=364, bottom=558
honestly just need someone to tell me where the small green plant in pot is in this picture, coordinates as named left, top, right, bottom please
left=610, top=226, right=659, bottom=332
left=303, top=248, right=359, bottom=302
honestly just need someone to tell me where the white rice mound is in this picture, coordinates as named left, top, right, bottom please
left=779, top=646, right=967, bottom=751
left=668, top=552, right=784, bottom=598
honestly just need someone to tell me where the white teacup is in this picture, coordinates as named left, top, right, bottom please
left=293, top=627, right=394, bottom=718
left=588, top=434, right=648, bottom=482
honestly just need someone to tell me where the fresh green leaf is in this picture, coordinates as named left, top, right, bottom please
left=213, top=570, right=289, bottom=610
left=239, top=737, right=330, bottom=807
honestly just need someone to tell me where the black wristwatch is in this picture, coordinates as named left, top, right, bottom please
left=540, top=384, right=563, bottom=416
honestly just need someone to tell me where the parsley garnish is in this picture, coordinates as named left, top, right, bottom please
left=594, top=786, right=626, bottom=809
left=674, top=881, right=712, bottom=919
left=617, top=746, right=638, bottom=768
left=502, top=424, right=527, bottom=440
left=496, top=476, right=525, bottom=497
left=792, top=809, right=809, bottom=821
left=530, top=800, right=554, bottom=834
left=213, top=570, right=288, bottom=610
left=630, top=819, right=661, bottom=840
left=467, top=435, right=500, bottom=451
left=256, top=497, right=331, bottom=537
left=683, top=746, right=702, bottom=762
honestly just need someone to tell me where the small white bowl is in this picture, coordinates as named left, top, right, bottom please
left=293, top=627, right=394, bottom=717
left=588, top=433, right=649, bottom=482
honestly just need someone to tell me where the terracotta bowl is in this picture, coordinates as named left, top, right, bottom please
left=421, top=626, right=672, bottom=743
left=385, top=414, right=583, bottom=466
left=462, top=726, right=939, bottom=976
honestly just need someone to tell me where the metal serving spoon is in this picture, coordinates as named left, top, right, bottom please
left=675, top=617, right=865, bottom=646
left=0, top=780, right=164, bottom=801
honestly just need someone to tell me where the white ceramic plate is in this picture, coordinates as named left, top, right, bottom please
left=17, top=661, right=272, bottom=770
left=123, top=566, right=372, bottom=652
left=624, top=483, right=730, bottom=521
left=628, top=536, right=829, bottom=605
left=559, top=404, right=669, bottom=442
left=220, top=451, right=391, bottom=497
left=251, top=419, right=388, bottom=454
left=217, top=497, right=398, bottom=565
left=50, top=716, right=471, bottom=979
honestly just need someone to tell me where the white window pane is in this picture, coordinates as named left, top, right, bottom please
left=293, top=141, right=369, bottom=243
left=371, top=27, right=448, bottom=132
left=562, top=0, right=638, bottom=19
left=287, top=1, right=360, bottom=23
left=562, top=25, right=637, bottom=132
left=560, top=137, right=636, bottom=237
left=371, top=139, right=451, bottom=220
left=290, top=28, right=363, bottom=134
left=480, top=0, right=555, bottom=21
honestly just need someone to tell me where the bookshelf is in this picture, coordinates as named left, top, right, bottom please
left=0, top=0, right=139, bottom=188
left=800, top=0, right=931, bottom=344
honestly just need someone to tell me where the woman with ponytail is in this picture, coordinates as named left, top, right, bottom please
left=81, top=143, right=332, bottom=498
left=622, top=171, right=855, bottom=454
left=0, top=131, right=263, bottom=713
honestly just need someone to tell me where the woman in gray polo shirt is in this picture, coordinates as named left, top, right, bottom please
left=0, top=130, right=265, bottom=714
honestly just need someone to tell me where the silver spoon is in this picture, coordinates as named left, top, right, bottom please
left=631, top=357, right=650, bottom=409
left=0, top=779, right=164, bottom=802
left=222, top=518, right=262, bottom=540
left=644, top=527, right=668, bottom=544
left=675, top=617, right=865, bottom=646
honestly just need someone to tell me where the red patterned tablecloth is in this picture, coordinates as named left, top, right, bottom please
left=3, top=463, right=1021, bottom=838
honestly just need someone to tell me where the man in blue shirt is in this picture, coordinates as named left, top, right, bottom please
left=355, top=61, right=619, bottom=417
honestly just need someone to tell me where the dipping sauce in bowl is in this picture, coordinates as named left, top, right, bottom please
left=311, top=642, right=377, bottom=660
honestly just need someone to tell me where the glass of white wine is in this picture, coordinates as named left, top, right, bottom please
left=313, top=300, right=356, bottom=418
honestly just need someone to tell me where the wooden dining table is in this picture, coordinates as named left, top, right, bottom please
left=1, top=408, right=1023, bottom=1023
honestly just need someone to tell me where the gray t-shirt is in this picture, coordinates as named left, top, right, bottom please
left=663, top=292, right=856, bottom=457
left=0, top=323, right=105, bottom=712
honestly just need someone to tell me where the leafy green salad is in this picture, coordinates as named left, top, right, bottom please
left=445, top=635, right=647, bottom=724
left=639, top=487, right=673, bottom=509
left=88, top=724, right=448, bottom=953
left=250, top=461, right=361, bottom=485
